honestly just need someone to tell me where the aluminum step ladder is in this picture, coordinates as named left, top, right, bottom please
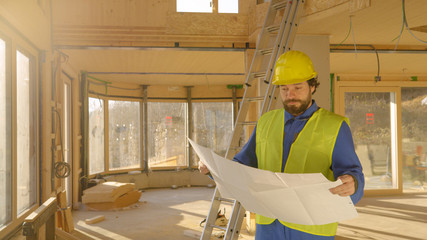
left=200, top=0, right=306, bottom=239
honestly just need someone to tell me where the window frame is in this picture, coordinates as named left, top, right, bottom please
left=190, top=100, right=234, bottom=167
left=0, top=25, right=40, bottom=238
left=107, top=98, right=142, bottom=172
left=15, top=47, right=38, bottom=217
left=334, top=79, right=427, bottom=195
left=86, top=91, right=234, bottom=174
left=88, top=94, right=144, bottom=177
left=146, top=99, right=188, bottom=170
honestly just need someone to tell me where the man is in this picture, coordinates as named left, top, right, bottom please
left=199, top=50, right=364, bottom=239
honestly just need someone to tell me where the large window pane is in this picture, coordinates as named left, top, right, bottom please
left=0, top=38, right=11, bottom=225
left=89, top=97, right=105, bottom=174
left=401, top=87, right=427, bottom=191
left=148, top=102, right=186, bottom=168
left=218, top=0, right=238, bottom=13
left=191, top=102, right=233, bottom=166
left=345, top=92, right=394, bottom=190
left=16, top=50, right=37, bottom=215
left=109, top=100, right=141, bottom=170
left=177, top=0, right=212, bottom=13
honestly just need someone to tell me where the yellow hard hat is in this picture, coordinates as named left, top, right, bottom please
left=272, top=50, right=317, bottom=85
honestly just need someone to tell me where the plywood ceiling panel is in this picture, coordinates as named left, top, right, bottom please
left=331, top=52, right=427, bottom=79
left=62, top=48, right=246, bottom=86
left=56, top=0, right=427, bottom=85
left=299, top=0, right=427, bottom=46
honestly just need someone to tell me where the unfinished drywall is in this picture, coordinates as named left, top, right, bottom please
left=293, top=35, right=331, bottom=111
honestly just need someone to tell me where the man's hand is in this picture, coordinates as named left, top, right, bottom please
left=329, top=174, right=356, bottom=197
left=198, top=161, right=210, bottom=175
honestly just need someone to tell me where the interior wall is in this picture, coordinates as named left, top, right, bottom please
left=0, top=0, right=51, bottom=49
left=293, top=35, right=331, bottom=111
left=52, top=0, right=253, bottom=48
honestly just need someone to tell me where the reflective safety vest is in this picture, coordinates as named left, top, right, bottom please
left=255, top=108, right=349, bottom=236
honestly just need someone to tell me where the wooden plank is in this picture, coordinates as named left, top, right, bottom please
left=85, top=190, right=141, bottom=211
left=304, top=0, right=348, bottom=16
left=57, top=190, right=67, bottom=209
left=300, top=1, right=348, bottom=24
left=56, top=228, right=81, bottom=240
left=24, top=197, right=57, bottom=223
left=244, top=211, right=256, bottom=235
left=23, top=197, right=57, bottom=238
left=56, top=211, right=65, bottom=229
left=166, top=13, right=248, bottom=36
left=63, top=207, right=74, bottom=233
left=82, top=182, right=136, bottom=203
left=84, top=215, right=105, bottom=224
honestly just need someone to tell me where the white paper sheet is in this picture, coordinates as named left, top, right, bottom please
left=189, top=139, right=358, bottom=225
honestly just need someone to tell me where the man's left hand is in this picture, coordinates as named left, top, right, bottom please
left=329, top=174, right=356, bottom=197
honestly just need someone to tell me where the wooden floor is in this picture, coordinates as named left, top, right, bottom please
left=10, top=186, right=427, bottom=240
left=63, top=187, right=427, bottom=240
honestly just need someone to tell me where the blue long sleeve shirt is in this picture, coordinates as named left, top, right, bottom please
left=233, top=101, right=364, bottom=204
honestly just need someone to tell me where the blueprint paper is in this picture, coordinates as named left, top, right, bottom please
left=189, top=139, right=358, bottom=225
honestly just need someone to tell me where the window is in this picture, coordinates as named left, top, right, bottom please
left=401, top=87, right=427, bottom=190
left=0, top=28, right=40, bottom=237
left=0, top=37, right=11, bottom=226
left=177, top=0, right=212, bottom=13
left=89, top=97, right=105, bottom=175
left=87, top=94, right=235, bottom=171
left=191, top=102, right=233, bottom=166
left=147, top=102, right=187, bottom=168
left=344, top=91, right=395, bottom=190
left=337, top=82, right=427, bottom=194
left=177, top=0, right=238, bottom=13
left=16, top=50, right=37, bottom=215
left=218, top=0, right=238, bottom=13
left=108, top=100, right=141, bottom=170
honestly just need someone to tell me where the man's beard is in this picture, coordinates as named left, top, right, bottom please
left=282, top=98, right=311, bottom=116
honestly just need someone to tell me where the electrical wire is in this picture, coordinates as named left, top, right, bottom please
left=350, top=16, right=357, bottom=56
left=393, top=0, right=427, bottom=50
left=333, top=15, right=358, bottom=56
left=53, top=109, right=71, bottom=178
left=50, top=51, right=71, bottom=179
left=402, top=0, right=427, bottom=44
left=334, top=15, right=353, bottom=49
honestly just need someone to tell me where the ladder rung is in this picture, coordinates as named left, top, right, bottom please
left=210, top=225, right=227, bottom=231
left=238, top=121, right=257, bottom=126
left=266, top=24, right=280, bottom=33
left=273, top=1, right=287, bottom=10
left=246, top=96, right=265, bottom=102
left=215, top=197, right=235, bottom=203
left=259, top=48, right=273, bottom=55
left=252, top=72, right=266, bottom=79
